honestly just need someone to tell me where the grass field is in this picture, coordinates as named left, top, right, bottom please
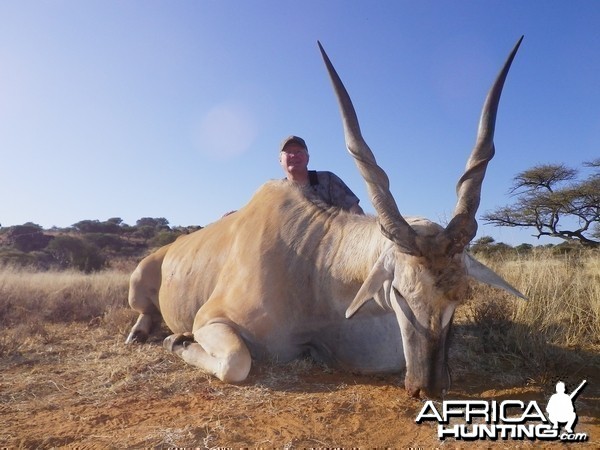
left=1, top=250, right=598, bottom=447
left=463, top=249, right=600, bottom=382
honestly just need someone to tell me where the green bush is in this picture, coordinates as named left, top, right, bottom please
left=47, top=235, right=106, bottom=272
left=149, top=230, right=182, bottom=248
left=84, top=233, right=125, bottom=252
left=6, top=223, right=53, bottom=252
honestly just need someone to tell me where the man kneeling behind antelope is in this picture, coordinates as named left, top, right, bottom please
left=126, top=38, right=525, bottom=399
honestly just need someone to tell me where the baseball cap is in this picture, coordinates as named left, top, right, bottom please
left=280, top=135, right=308, bottom=152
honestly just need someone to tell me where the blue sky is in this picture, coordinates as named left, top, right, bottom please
left=1, top=1, right=598, bottom=245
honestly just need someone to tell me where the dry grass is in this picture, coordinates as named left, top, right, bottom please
left=0, top=265, right=130, bottom=357
left=0, top=265, right=129, bottom=324
left=458, top=248, right=600, bottom=385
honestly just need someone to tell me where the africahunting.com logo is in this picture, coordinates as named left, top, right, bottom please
left=416, top=380, right=588, bottom=442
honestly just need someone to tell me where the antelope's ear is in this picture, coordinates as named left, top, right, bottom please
left=464, top=253, right=527, bottom=299
left=346, top=250, right=394, bottom=318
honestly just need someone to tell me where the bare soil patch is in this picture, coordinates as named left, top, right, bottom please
left=1, top=320, right=598, bottom=448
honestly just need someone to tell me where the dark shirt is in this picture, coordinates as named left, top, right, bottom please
left=288, top=170, right=360, bottom=211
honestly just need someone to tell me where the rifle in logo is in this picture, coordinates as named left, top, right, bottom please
left=546, top=379, right=587, bottom=434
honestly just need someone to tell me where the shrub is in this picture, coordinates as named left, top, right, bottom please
left=84, top=233, right=125, bottom=252
left=149, top=230, right=182, bottom=248
left=6, top=223, right=53, bottom=252
left=47, top=235, right=106, bottom=272
left=515, top=243, right=533, bottom=254
left=72, top=219, right=123, bottom=234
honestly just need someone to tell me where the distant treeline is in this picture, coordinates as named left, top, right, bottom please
left=0, top=218, right=202, bottom=272
left=468, top=236, right=594, bottom=257
left=1, top=218, right=594, bottom=273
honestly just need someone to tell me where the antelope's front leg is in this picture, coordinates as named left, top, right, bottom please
left=163, top=323, right=251, bottom=383
left=163, top=332, right=195, bottom=354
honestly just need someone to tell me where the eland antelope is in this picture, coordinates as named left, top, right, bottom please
left=126, top=38, right=525, bottom=398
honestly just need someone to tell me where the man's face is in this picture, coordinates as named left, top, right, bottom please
left=280, top=144, right=309, bottom=175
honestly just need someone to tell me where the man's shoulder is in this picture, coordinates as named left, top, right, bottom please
left=315, top=170, right=343, bottom=183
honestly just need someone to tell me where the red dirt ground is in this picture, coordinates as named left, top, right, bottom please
left=1, top=322, right=598, bottom=448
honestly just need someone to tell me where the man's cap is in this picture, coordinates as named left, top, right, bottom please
left=280, top=135, right=308, bottom=152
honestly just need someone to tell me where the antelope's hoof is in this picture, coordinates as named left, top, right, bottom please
left=125, top=330, right=148, bottom=345
left=163, top=332, right=195, bottom=352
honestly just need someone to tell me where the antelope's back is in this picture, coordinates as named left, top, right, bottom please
left=157, top=181, right=313, bottom=333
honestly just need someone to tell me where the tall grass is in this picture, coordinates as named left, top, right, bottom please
left=462, top=248, right=600, bottom=382
left=475, top=249, right=600, bottom=346
left=0, top=266, right=131, bottom=357
left=0, top=265, right=129, bottom=326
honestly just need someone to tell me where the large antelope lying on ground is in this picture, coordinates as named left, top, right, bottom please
left=126, top=38, right=525, bottom=398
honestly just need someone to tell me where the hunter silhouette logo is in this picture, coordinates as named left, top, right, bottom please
left=415, top=379, right=589, bottom=442
left=546, top=380, right=586, bottom=434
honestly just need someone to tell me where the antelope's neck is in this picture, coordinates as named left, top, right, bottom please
left=318, top=213, right=389, bottom=284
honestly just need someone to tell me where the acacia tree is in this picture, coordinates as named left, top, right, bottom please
left=482, top=160, right=600, bottom=247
